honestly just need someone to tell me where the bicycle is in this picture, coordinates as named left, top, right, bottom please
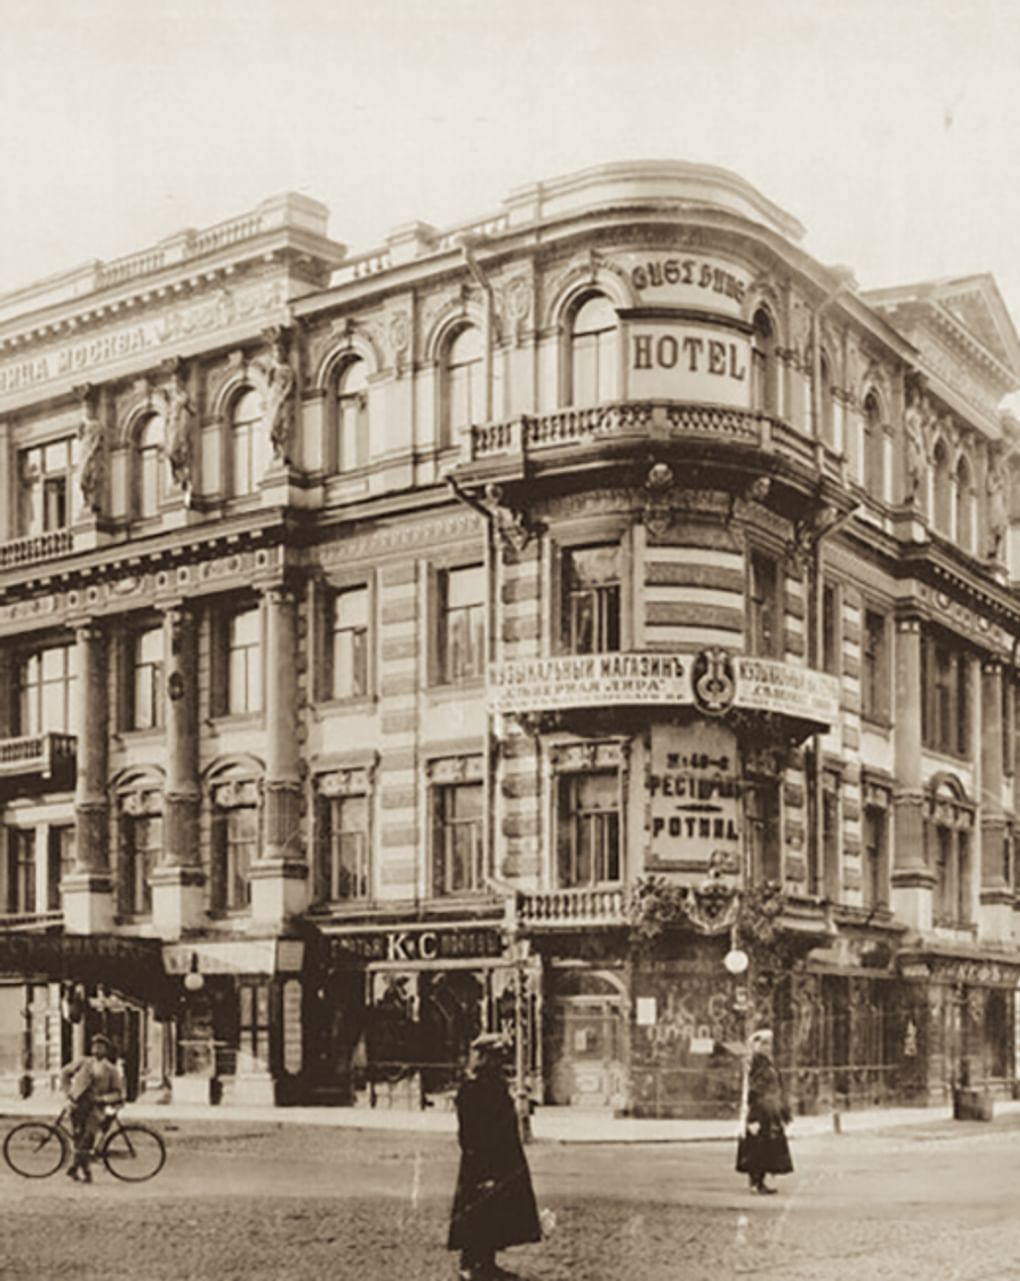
left=3, top=1103, right=166, bottom=1182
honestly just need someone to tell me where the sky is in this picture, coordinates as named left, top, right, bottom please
left=2, top=0, right=1020, bottom=382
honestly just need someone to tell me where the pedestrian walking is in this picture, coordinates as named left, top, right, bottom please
left=60, top=1033, right=125, bottom=1182
left=735, top=1027, right=793, bottom=1195
left=448, top=1032, right=541, bottom=1281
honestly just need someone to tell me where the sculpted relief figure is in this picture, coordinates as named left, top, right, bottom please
left=76, top=386, right=105, bottom=514
left=161, top=366, right=195, bottom=496
left=987, top=464, right=1008, bottom=559
left=903, top=384, right=930, bottom=506
left=253, top=332, right=296, bottom=466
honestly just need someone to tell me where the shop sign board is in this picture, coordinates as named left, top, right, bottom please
left=649, top=722, right=740, bottom=866
left=282, top=979, right=303, bottom=1076
left=490, top=651, right=840, bottom=726
left=334, top=926, right=505, bottom=964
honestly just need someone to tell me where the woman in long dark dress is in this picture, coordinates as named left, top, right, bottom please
left=735, top=1028, right=793, bottom=1195
left=448, top=1033, right=542, bottom=1280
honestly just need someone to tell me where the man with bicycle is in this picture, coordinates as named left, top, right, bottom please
left=60, top=1034, right=124, bottom=1182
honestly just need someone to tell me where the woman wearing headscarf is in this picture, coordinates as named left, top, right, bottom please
left=448, top=1033, right=542, bottom=1280
left=735, top=1028, right=793, bottom=1195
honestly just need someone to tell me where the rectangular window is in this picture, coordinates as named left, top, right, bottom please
left=957, top=829, right=972, bottom=926
left=47, top=825, right=74, bottom=912
left=329, top=587, right=369, bottom=701
left=17, top=644, right=76, bottom=736
left=749, top=550, right=782, bottom=659
left=563, top=545, right=620, bottom=654
left=439, top=566, right=485, bottom=684
left=122, top=815, right=161, bottom=917
left=130, top=627, right=164, bottom=730
left=746, top=780, right=781, bottom=884
left=6, top=829, right=35, bottom=914
left=862, top=805, right=888, bottom=911
left=431, top=781, right=484, bottom=896
left=821, top=583, right=839, bottom=675
left=821, top=770, right=841, bottom=901
left=556, top=771, right=621, bottom=888
left=861, top=610, right=889, bottom=722
left=934, top=825, right=954, bottom=924
left=224, top=807, right=257, bottom=910
left=922, top=634, right=970, bottom=757
left=227, top=608, right=262, bottom=715
left=18, top=440, right=72, bottom=536
left=319, top=795, right=370, bottom=901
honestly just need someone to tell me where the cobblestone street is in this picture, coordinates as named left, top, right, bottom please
left=2, top=1115, right=1020, bottom=1280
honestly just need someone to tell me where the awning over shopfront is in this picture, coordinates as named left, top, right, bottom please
left=0, top=931, right=170, bottom=1007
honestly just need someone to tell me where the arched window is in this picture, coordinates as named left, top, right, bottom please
left=751, top=308, right=778, bottom=415
left=570, top=295, right=617, bottom=406
left=334, top=359, right=369, bottom=473
left=443, top=326, right=484, bottom=446
left=230, top=387, right=263, bottom=497
left=932, top=439, right=952, bottom=535
left=955, top=454, right=975, bottom=552
left=863, top=392, right=884, bottom=499
left=137, top=414, right=164, bottom=519
left=818, top=352, right=835, bottom=447
left=209, top=772, right=260, bottom=912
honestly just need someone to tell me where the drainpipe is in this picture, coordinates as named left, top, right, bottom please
left=458, top=234, right=494, bottom=425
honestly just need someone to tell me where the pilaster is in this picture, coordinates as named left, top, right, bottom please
left=891, top=617, right=933, bottom=930
left=64, top=622, right=113, bottom=934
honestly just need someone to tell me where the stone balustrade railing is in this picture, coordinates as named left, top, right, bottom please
left=0, top=528, right=74, bottom=570
left=470, top=401, right=844, bottom=480
left=0, top=910, right=63, bottom=931
left=0, top=732, right=76, bottom=776
left=517, top=886, right=626, bottom=926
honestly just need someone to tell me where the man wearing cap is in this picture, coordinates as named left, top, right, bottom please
left=448, top=1032, right=541, bottom=1280
left=60, top=1034, right=125, bottom=1182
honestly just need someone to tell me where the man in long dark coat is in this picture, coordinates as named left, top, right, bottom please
left=448, top=1033, right=541, bottom=1280
left=735, top=1027, right=793, bottom=1194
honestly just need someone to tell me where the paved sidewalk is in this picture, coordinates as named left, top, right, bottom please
left=3, top=1093, right=1019, bottom=1143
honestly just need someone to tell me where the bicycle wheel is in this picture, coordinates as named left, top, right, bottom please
left=101, top=1124, right=166, bottom=1182
left=3, top=1122, right=68, bottom=1178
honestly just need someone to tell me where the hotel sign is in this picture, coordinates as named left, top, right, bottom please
left=490, top=651, right=839, bottom=726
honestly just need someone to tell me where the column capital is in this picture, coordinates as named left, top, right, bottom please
left=895, top=616, right=922, bottom=635
left=982, top=658, right=1004, bottom=677
left=262, top=581, right=300, bottom=608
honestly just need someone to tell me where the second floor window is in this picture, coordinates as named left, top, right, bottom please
left=557, top=770, right=621, bottom=887
left=749, top=550, right=782, bottom=659
left=439, top=565, right=485, bottom=683
left=922, top=634, right=970, bottom=757
left=227, top=608, right=262, bottom=715
left=6, top=829, right=35, bottom=914
left=230, top=388, right=264, bottom=498
left=432, top=781, right=483, bottom=896
left=931, top=820, right=973, bottom=928
left=328, top=587, right=369, bottom=701
left=746, top=779, right=781, bottom=884
left=129, top=627, right=164, bottom=730
left=444, top=327, right=484, bottom=445
left=318, top=794, right=370, bottom=901
left=861, top=610, right=890, bottom=722
left=17, top=643, right=76, bottom=736
left=334, top=360, right=369, bottom=472
left=563, top=545, right=620, bottom=654
left=121, top=814, right=161, bottom=917
left=821, top=770, right=841, bottom=901
left=136, top=414, right=164, bottom=519
left=570, top=295, right=617, bottom=406
left=19, top=440, right=72, bottom=536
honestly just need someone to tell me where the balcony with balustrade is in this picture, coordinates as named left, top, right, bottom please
left=0, top=732, right=76, bottom=793
left=457, top=401, right=847, bottom=502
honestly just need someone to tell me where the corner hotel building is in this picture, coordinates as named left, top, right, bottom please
left=0, top=162, right=1018, bottom=1117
